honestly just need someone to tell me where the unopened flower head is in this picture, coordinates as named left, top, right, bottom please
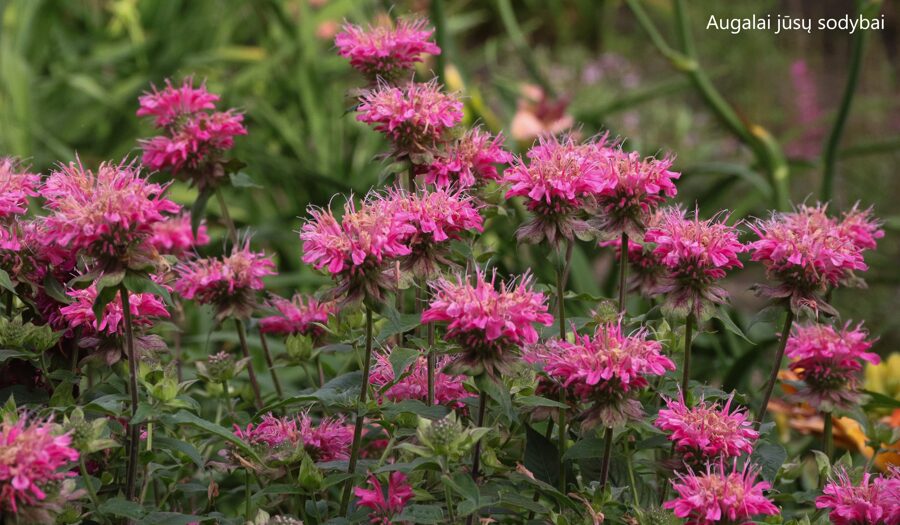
left=369, top=352, right=472, bottom=409
left=422, top=268, right=553, bottom=377
left=149, top=213, right=209, bottom=255
left=39, top=158, right=180, bottom=267
left=423, top=128, right=513, bottom=188
left=174, top=241, right=276, bottom=320
left=643, top=207, right=745, bottom=319
left=785, top=322, right=879, bottom=410
left=357, top=80, right=463, bottom=157
left=663, top=461, right=779, bottom=525
left=258, top=293, right=334, bottom=339
left=58, top=282, right=170, bottom=337
left=354, top=472, right=414, bottom=525
left=335, top=18, right=440, bottom=80
left=0, top=157, right=39, bottom=218
left=655, top=394, right=758, bottom=462
left=816, top=468, right=900, bottom=525
left=0, top=414, right=79, bottom=513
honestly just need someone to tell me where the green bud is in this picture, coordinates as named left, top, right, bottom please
left=593, top=300, right=620, bottom=325
left=297, top=454, right=323, bottom=491
left=206, top=351, right=237, bottom=382
left=285, top=334, right=314, bottom=363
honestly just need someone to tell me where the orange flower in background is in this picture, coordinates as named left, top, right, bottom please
left=511, top=84, right=575, bottom=143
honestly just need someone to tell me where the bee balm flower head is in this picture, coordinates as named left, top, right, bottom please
left=58, top=282, right=170, bottom=337
left=663, top=461, right=779, bottom=525
left=149, top=213, right=209, bottom=255
left=369, top=352, right=473, bottom=409
left=423, top=128, right=513, bottom=188
left=655, top=393, right=758, bottom=462
left=354, top=472, right=414, bottom=525
left=816, top=468, right=900, bottom=525
left=0, top=157, right=39, bottom=218
left=335, top=18, right=441, bottom=81
left=258, top=293, right=335, bottom=339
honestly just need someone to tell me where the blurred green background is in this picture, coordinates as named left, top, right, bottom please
left=1, top=0, right=897, bottom=391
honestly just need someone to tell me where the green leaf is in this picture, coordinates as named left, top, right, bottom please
left=123, top=271, right=172, bottom=303
left=562, top=437, right=607, bottom=461
left=98, top=497, right=145, bottom=520
left=96, top=270, right=125, bottom=293
left=42, top=274, right=72, bottom=304
left=524, top=424, right=559, bottom=486
left=166, top=411, right=262, bottom=463
left=713, top=307, right=754, bottom=344
left=0, top=269, right=15, bottom=293
left=750, top=440, right=787, bottom=482
left=398, top=504, right=445, bottom=524
left=0, top=349, right=29, bottom=363
left=92, top=284, right=120, bottom=320
left=191, top=187, right=214, bottom=237
left=388, top=346, right=420, bottom=380
left=515, top=395, right=568, bottom=409
left=229, top=171, right=262, bottom=188
left=376, top=308, right=421, bottom=343
left=863, top=390, right=900, bottom=410
left=381, top=400, right=449, bottom=421
left=141, top=512, right=202, bottom=525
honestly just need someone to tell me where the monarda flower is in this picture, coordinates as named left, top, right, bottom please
left=149, top=213, right=209, bottom=255
left=369, top=352, right=472, bottom=409
left=663, top=461, right=779, bottom=525
left=748, top=204, right=881, bottom=316
left=592, top=148, right=680, bottom=238
left=784, top=322, right=879, bottom=411
left=233, top=412, right=352, bottom=465
left=335, top=18, right=440, bottom=81
left=356, top=80, right=463, bottom=158
left=39, top=158, right=180, bottom=267
left=174, top=242, right=276, bottom=320
left=816, top=468, right=900, bottom=525
left=503, top=134, right=607, bottom=244
left=655, top=394, right=758, bottom=462
left=527, top=322, right=675, bottom=427
left=422, top=268, right=553, bottom=377
left=643, top=208, right=745, bottom=319
left=371, top=187, right=483, bottom=275
left=300, top=197, right=415, bottom=302
left=58, top=283, right=170, bottom=336
left=354, top=472, right=414, bottom=525
left=136, top=77, right=219, bottom=127
left=0, top=414, right=79, bottom=514
left=422, top=128, right=513, bottom=188
left=0, top=157, right=39, bottom=218
left=258, top=293, right=334, bottom=338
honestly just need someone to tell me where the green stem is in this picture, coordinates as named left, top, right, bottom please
left=465, top=390, right=489, bottom=525
left=427, top=321, right=436, bottom=406
left=680, top=313, right=695, bottom=402
left=316, top=355, right=325, bottom=388
left=495, top=0, right=556, bottom=96
left=556, top=240, right=573, bottom=492
left=258, top=331, right=284, bottom=400
left=823, top=411, right=834, bottom=459
left=755, top=309, right=795, bottom=428
left=215, top=187, right=239, bottom=246
left=340, top=305, right=375, bottom=516
left=79, top=457, right=101, bottom=511
left=430, top=0, right=447, bottom=82
left=820, top=1, right=871, bottom=202
left=119, top=285, right=140, bottom=502
left=221, top=379, right=236, bottom=420
left=244, top=469, right=251, bottom=522
left=599, top=427, right=614, bottom=489
left=444, top=483, right=457, bottom=524
left=234, top=319, right=263, bottom=410
left=618, top=233, right=629, bottom=313
left=624, top=438, right=641, bottom=513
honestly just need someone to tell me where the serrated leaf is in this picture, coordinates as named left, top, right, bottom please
left=524, top=424, right=559, bottom=486
left=388, top=346, right=420, bottom=379
left=376, top=307, right=421, bottom=343
left=750, top=440, right=786, bottom=482
left=562, top=437, right=607, bottom=460
left=0, top=269, right=15, bottom=293
left=713, top=307, right=754, bottom=344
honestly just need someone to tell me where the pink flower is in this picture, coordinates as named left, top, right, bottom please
left=136, top=77, right=219, bottom=127
left=39, top=158, right=180, bottom=264
left=422, top=128, right=512, bottom=188
left=655, top=394, right=758, bottom=461
left=643, top=207, right=745, bottom=318
left=663, top=461, right=779, bottom=525
left=748, top=204, right=881, bottom=315
left=816, top=468, right=900, bottom=525
left=354, top=472, right=414, bottom=525
left=526, top=322, right=674, bottom=427
left=335, top=18, right=440, bottom=79
left=149, top=213, right=209, bottom=255
left=357, top=80, right=463, bottom=155
left=0, top=414, right=79, bottom=513
left=784, top=322, right=879, bottom=410
left=503, top=134, right=608, bottom=244
left=297, top=412, right=353, bottom=462
left=174, top=241, right=276, bottom=319
left=592, top=148, right=680, bottom=236
left=234, top=412, right=352, bottom=464
left=422, top=268, right=553, bottom=377
left=57, top=282, right=170, bottom=336
left=369, top=352, right=473, bottom=409
left=0, top=157, right=39, bottom=218
left=258, top=293, right=335, bottom=337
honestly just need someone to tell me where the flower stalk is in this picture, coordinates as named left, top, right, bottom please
left=755, top=309, right=794, bottom=428
left=234, top=318, right=263, bottom=410
left=465, top=389, right=489, bottom=525
left=257, top=331, right=284, bottom=400
left=119, top=285, right=141, bottom=502
left=341, top=304, right=375, bottom=516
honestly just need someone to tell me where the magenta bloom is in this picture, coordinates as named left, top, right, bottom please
left=0, top=414, right=79, bottom=513
left=234, top=412, right=352, bottom=464
left=39, top=158, right=180, bottom=264
left=297, top=412, right=353, bottom=462
left=357, top=80, right=463, bottom=156
left=527, top=322, right=675, bottom=427
left=593, top=148, right=680, bottom=236
left=137, top=77, right=220, bottom=127
left=422, top=268, right=553, bottom=377
left=503, top=135, right=607, bottom=244
left=784, top=322, right=879, bottom=410
left=748, top=204, right=881, bottom=315
left=149, top=213, right=209, bottom=255
left=300, top=197, right=415, bottom=302
left=643, top=208, right=745, bottom=318
left=816, top=468, right=900, bottom=525
left=663, top=461, right=779, bottom=524
left=655, top=394, right=758, bottom=462
left=369, top=352, right=472, bottom=409
left=58, top=282, right=170, bottom=336
left=0, top=157, right=39, bottom=218
left=335, top=18, right=440, bottom=80
left=354, top=472, right=415, bottom=525
left=423, top=128, right=513, bottom=188
left=258, top=293, right=334, bottom=338
left=174, top=242, right=276, bottom=319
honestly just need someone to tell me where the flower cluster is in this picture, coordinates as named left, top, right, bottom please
left=233, top=412, right=352, bottom=464
left=422, top=268, right=553, bottom=377
left=258, top=293, right=334, bottom=338
left=0, top=414, right=79, bottom=513
left=149, top=213, right=209, bottom=255
left=643, top=208, right=745, bottom=318
left=655, top=394, right=758, bottom=462
left=815, top=468, right=900, bottom=525
left=663, top=461, right=779, bottom=525
left=784, top=322, right=879, bottom=410
left=138, top=78, right=247, bottom=187
left=748, top=204, right=882, bottom=314
left=423, top=128, right=513, bottom=188
left=58, top=283, right=170, bottom=336
left=354, top=472, right=414, bottom=525
left=369, top=352, right=472, bottom=408
left=335, top=18, right=440, bottom=80
left=0, top=157, right=39, bottom=218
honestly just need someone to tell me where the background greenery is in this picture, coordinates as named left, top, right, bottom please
left=1, top=0, right=897, bottom=393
